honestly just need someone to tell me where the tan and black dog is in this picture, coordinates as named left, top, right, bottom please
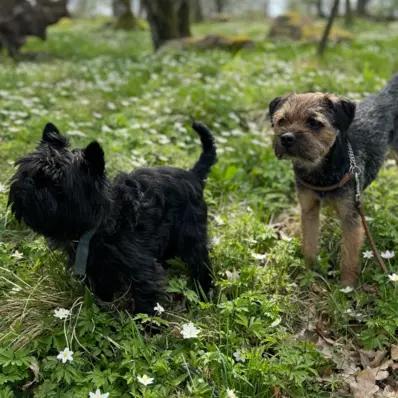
left=269, top=75, right=398, bottom=286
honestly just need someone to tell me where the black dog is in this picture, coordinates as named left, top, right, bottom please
left=9, top=122, right=217, bottom=314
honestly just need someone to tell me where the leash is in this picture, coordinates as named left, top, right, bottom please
left=297, top=141, right=388, bottom=274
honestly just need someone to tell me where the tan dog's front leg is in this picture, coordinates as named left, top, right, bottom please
left=297, top=188, right=321, bottom=267
left=335, top=201, right=364, bottom=286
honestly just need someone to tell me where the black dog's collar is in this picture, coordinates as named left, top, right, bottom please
left=74, top=228, right=97, bottom=276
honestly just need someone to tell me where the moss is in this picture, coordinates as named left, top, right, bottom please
left=269, top=12, right=353, bottom=43
left=168, top=34, right=254, bottom=52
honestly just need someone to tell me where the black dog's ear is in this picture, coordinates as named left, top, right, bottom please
left=268, top=96, right=288, bottom=126
left=327, top=97, right=356, bottom=132
left=83, top=141, right=105, bottom=175
left=41, top=123, right=68, bottom=148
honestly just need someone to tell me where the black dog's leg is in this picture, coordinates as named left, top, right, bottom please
left=182, top=243, right=212, bottom=294
left=180, top=239, right=212, bottom=297
left=177, top=205, right=213, bottom=296
left=131, top=260, right=166, bottom=314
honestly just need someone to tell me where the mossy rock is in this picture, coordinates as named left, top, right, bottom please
left=269, top=12, right=352, bottom=43
left=113, top=15, right=147, bottom=31
left=166, top=34, right=254, bottom=52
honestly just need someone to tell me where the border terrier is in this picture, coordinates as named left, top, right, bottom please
left=269, top=74, right=398, bottom=286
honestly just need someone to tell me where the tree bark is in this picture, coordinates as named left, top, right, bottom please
left=191, top=0, right=203, bottom=22
left=215, top=0, right=225, bottom=13
left=143, top=0, right=191, bottom=50
left=113, top=0, right=136, bottom=29
left=0, top=0, right=67, bottom=57
left=178, top=0, right=191, bottom=37
left=316, top=0, right=325, bottom=18
left=344, top=0, right=353, bottom=25
left=317, top=0, right=340, bottom=56
left=356, top=0, right=371, bottom=16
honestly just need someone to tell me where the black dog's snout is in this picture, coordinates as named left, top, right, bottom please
left=280, top=132, right=295, bottom=147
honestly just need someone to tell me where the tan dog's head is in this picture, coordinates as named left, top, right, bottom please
left=269, top=93, right=356, bottom=168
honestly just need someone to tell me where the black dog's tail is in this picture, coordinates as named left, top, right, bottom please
left=191, top=121, right=217, bottom=181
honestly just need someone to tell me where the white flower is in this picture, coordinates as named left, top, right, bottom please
left=225, top=269, right=240, bottom=281
left=233, top=350, right=245, bottom=363
left=362, top=250, right=374, bottom=259
left=53, top=308, right=71, bottom=320
left=270, top=317, right=281, bottom=328
left=388, top=273, right=398, bottom=282
left=57, top=347, right=73, bottom=363
left=214, top=215, right=224, bottom=226
left=251, top=252, right=267, bottom=261
left=154, top=303, right=165, bottom=315
left=137, top=374, right=154, bottom=386
left=226, top=388, right=238, bottom=398
left=340, top=286, right=354, bottom=294
left=0, top=182, right=6, bottom=193
left=11, top=250, right=23, bottom=260
left=211, top=236, right=221, bottom=246
left=381, top=250, right=395, bottom=259
left=89, top=389, right=109, bottom=398
left=180, top=322, right=200, bottom=339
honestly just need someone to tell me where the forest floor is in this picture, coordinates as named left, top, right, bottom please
left=0, top=16, right=398, bottom=398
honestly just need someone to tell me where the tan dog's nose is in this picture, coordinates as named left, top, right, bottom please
left=280, top=132, right=295, bottom=147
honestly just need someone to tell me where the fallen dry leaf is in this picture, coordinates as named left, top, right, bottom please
left=391, top=345, right=398, bottom=361
left=370, top=351, right=388, bottom=368
left=350, top=380, right=380, bottom=398
left=356, top=367, right=389, bottom=382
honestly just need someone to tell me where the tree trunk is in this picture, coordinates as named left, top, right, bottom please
left=178, top=0, right=191, bottom=37
left=215, top=0, right=225, bottom=13
left=113, top=0, right=136, bottom=30
left=317, top=0, right=340, bottom=56
left=316, top=0, right=325, bottom=17
left=356, top=0, right=371, bottom=16
left=344, top=0, right=353, bottom=25
left=143, top=0, right=191, bottom=50
left=191, top=0, right=203, bottom=22
left=0, top=0, right=67, bottom=57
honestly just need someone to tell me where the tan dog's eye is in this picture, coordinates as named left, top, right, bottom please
left=307, top=117, right=324, bottom=130
left=277, top=117, right=287, bottom=127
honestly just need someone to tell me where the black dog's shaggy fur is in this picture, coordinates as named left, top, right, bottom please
left=9, top=122, right=217, bottom=314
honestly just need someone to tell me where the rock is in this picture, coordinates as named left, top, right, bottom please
left=165, top=34, right=254, bottom=52
left=268, top=12, right=352, bottom=43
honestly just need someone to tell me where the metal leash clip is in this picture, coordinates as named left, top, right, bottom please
left=347, top=141, right=361, bottom=205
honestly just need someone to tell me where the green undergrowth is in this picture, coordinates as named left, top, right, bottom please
left=0, top=16, right=397, bottom=397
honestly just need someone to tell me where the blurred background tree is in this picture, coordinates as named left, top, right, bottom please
left=112, top=0, right=137, bottom=29
left=142, top=0, right=191, bottom=50
left=0, top=0, right=68, bottom=57
left=1, top=0, right=398, bottom=56
left=191, top=0, right=204, bottom=23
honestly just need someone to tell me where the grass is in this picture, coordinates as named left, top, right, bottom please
left=0, top=16, right=398, bottom=397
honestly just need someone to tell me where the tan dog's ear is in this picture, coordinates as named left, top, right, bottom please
left=268, top=95, right=289, bottom=126
left=325, top=96, right=356, bottom=132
